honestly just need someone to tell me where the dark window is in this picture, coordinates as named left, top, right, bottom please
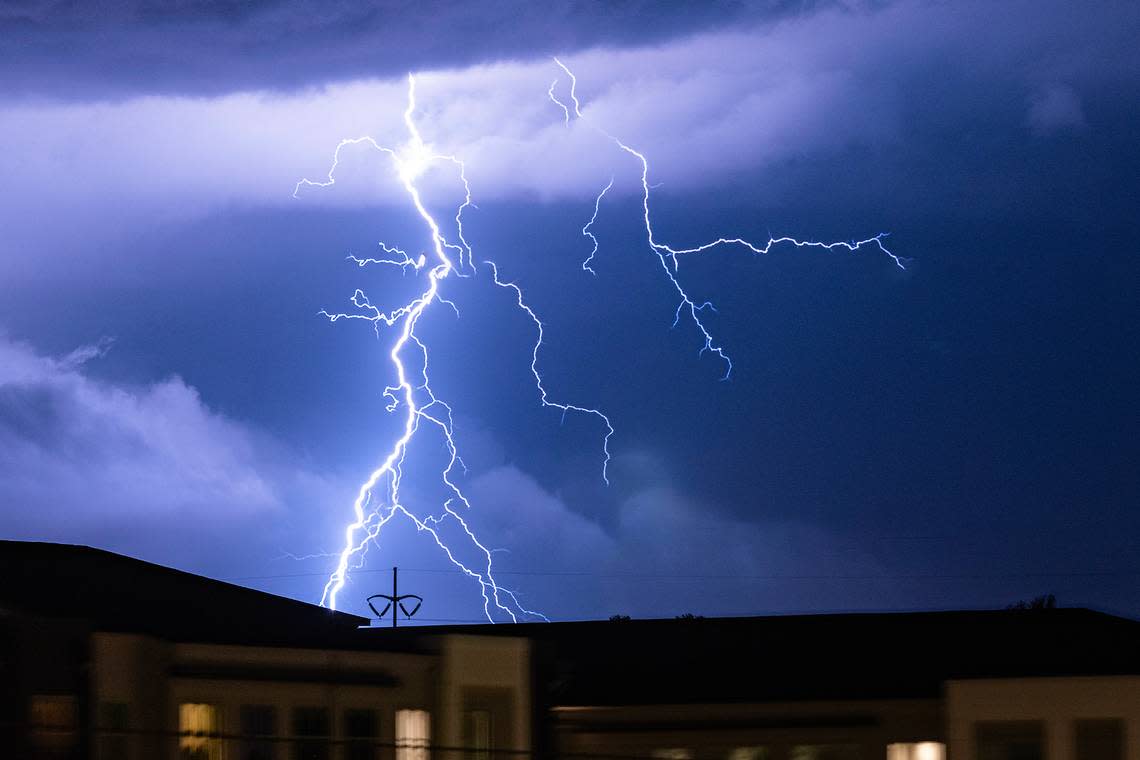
left=1075, top=720, right=1124, bottom=760
left=31, top=695, right=78, bottom=758
left=345, top=709, right=379, bottom=760
left=461, top=688, right=512, bottom=760
left=98, top=702, right=129, bottom=760
left=977, top=722, right=1045, bottom=760
left=792, top=746, right=860, bottom=760
left=240, top=705, right=277, bottom=760
left=728, top=749, right=770, bottom=760
left=292, top=707, right=330, bottom=760
left=463, top=710, right=491, bottom=760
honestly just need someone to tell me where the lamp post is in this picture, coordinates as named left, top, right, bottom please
left=366, top=567, right=423, bottom=628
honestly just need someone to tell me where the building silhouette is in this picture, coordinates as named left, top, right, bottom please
left=1, top=540, right=1137, bottom=760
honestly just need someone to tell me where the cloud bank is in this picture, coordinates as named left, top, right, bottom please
left=0, top=0, right=786, bottom=99
left=2, top=0, right=1136, bottom=254
left=0, top=331, right=876, bottom=617
left=453, top=462, right=889, bottom=618
left=0, top=334, right=340, bottom=547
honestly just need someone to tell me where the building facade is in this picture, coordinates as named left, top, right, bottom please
left=2, top=540, right=1137, bottom=760
left=0, top=541, right=532, bottom=760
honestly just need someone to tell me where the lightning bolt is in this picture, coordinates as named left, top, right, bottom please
left=295, top=74, right=610, bottom=619
left=300, top=59, right=907, bottom=621
left=550, top=57, right=906, bottom=380
left=580, top=176, right=613, bottom=276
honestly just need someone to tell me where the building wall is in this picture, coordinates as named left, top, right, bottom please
left=946, top=677, right=1140, bottom=760
left=553, top=698, right=944, bottom=760
left=92, top=632, right=439, bottom=760
left=6, top=614, right=91, bottom=760
left=438, top=634, right=533, bottom=760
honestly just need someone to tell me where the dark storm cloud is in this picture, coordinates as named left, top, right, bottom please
left=0, top=0, right=810, bottom=99
left=6, top=0, right=1139, bottom=256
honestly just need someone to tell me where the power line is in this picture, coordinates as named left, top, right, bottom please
left=226, top=567, right=1140, bottom=582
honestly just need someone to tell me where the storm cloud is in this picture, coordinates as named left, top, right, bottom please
left=0, top=334, right=344, bottom=555
left=1, top=0, right=788, bottom=99
left=4, top=0, right=1138, bottom=279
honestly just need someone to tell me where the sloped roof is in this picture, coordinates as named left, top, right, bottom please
left=0, top=539, right=370, bottom=648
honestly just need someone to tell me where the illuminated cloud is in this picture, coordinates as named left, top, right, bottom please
left=0, top=334, right=336, bottom=535
left=2, top=1, right=1135, bottom=258
left=460, top=462, right=889, bottom=618
left=0, top=28, right=894, bottom=223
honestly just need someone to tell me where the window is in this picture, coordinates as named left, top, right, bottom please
left=240, top=705, right=277, bottom=760
left=888, top=743, right=946, bottom=760
left=463, top=709, right=492, bottom=760
left=651, top=751, right=691, bottom=760
left=30, top=695, right=78, bottom=755
left=977, top=722, right=1044, bottom=760
left=98, top=702, right=130, bottom=760
left=1075, top=720, right=1124, bottom=760
left=180, top=703, right=222, bottom=760
left=792, top=746, right=861, bottom=760
left=727, top=748, right=769, bottom=760
left=396, top=709, right=431, bottom=760
left=293, top=707, right=330, bottom=760
left=345, top=709, right=379, bottom=760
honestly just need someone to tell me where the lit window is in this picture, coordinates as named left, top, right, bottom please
left=396, top=709, right=431, bottom=760
left=888, top=743, right=946, bottom=760
left=31, top=695, right=78, bottom=753
left=652, top=750, right=692, bottom=760
left=180, top=703, right=222, bottom=760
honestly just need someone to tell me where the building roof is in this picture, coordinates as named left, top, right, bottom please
left=384, top=609, right=1140, bottom=704
left=0, top=539, right=371, bottom=649
left=2, top=540, right=1137, bottom=703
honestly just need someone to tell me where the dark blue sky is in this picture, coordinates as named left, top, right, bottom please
left=1, top=0, right=1137, bottom=623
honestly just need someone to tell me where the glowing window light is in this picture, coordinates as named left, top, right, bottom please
left=396, top=709, right=431, bottom=760
left=179, top=703, right=221, bottom=760
left=888, top=742, right=946, bottom=760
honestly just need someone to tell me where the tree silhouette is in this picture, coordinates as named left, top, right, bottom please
left=1006, top=594, right=1057, bottom=610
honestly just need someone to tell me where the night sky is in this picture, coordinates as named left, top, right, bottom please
left=1, top=1, right=1137, bottom=624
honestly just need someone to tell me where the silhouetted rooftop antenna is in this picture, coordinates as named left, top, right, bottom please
left=366, top=566, right=423, bottom=628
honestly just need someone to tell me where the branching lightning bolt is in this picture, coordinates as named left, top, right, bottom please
left=300, top=60, right=907, bottom=621
left=580, top=177, right=613, bottom=276
left=551, top=57, right=907, bottom=380
left=295, top=75, right=610, bottom=619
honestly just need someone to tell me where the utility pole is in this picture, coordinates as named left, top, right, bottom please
left=366, top=567, right=423, bottom=628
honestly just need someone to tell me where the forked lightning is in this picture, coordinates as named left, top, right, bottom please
left=295, top=60, right=904, bottom=620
